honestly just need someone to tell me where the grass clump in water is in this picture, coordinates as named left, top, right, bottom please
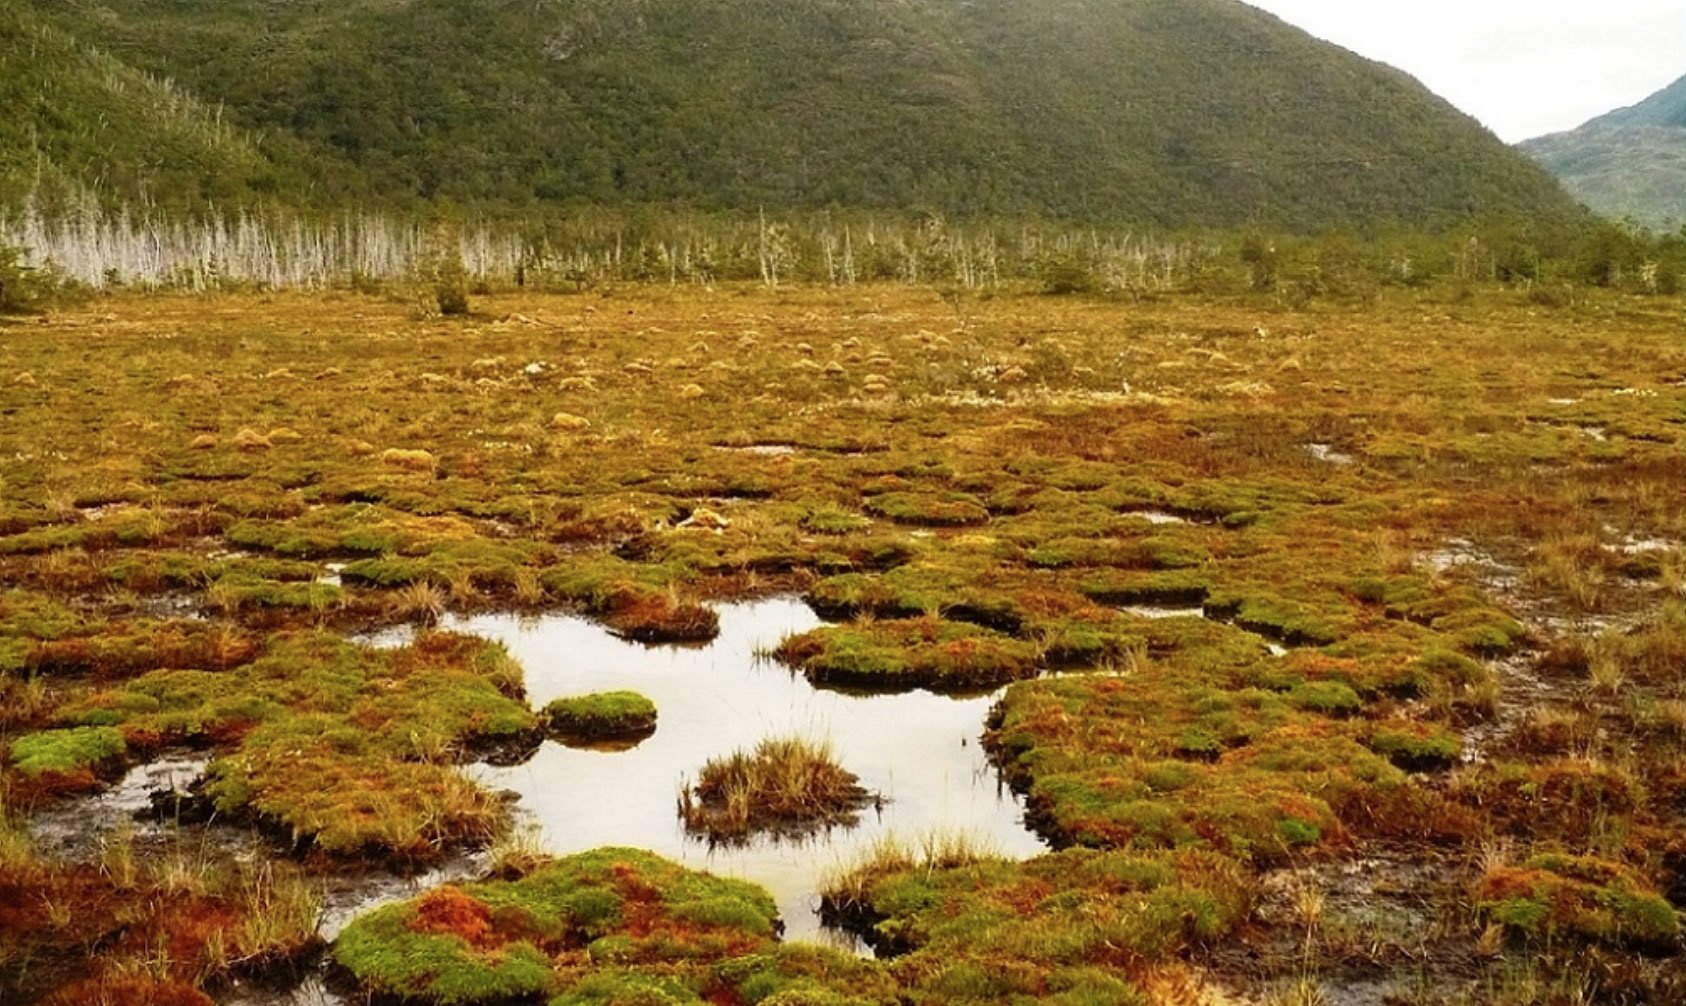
left=544, top=691, right=658, bottom=743
left=679, top=737, right=873, bottom=843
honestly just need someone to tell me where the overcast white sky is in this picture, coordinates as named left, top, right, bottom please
left=1244, top=1, right=1686, bottom=142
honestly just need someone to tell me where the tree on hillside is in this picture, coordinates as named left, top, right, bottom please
left=0, top=240, right=43, bottom=314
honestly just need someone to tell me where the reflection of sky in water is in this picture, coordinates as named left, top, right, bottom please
left=28, top=756, right=208, bottom=858
left=448, top=597, right=1046, bottom=944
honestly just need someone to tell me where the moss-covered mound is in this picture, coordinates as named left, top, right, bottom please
left=1477, top=853, right=1681, bottom=951
left=7, top=725, right=126, bottom=794
left=823, top=844, right=1250, bottom=1001
left=987, top=672, right=1460, bottom=862
left=539, top=562, right=722, bottom=643
left=863, top=492, right=990, bottom=527
left=544, top=692, right=658, bottom=744
left=333, top=848, right=781, bottom=1005
left=56, top=631, right=537, bottom=858
left=775, top=618, right=1041, bottom=692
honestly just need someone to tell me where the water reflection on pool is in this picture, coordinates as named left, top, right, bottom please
left=435, top=597, right=1046, bottom=944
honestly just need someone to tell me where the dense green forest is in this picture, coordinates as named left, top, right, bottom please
left=0, top=7, right=290, bottom=207
left=5, top=0, right=1581, bottom=231
left=1523, top=75, right=1686, bottom=228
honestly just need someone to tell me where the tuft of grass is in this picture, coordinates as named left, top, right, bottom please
left=227, top=861, right=324, bottom=969
left=679, top=737, right=873, bottom=843
left=0, top=790, right=34, bottom=868
left=1263, top=977, right=1331, bottom=1006
left=1588, top=642, right=1627, bottom=697
left=394, top=579, right=448, bottom=622
left=486, top=821, right=547, bottom=878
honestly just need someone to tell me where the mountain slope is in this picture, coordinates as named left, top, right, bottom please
left=18, top=0, right=1581, bottom=230
left=1522, top=75, right=1686, bottom=229
left=0, top=5, right=300, bottom=211
left=1589, top=74, right=1686, bottom=130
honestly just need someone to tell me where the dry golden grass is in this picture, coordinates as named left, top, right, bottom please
left=679, top=736, right=871, bottom=842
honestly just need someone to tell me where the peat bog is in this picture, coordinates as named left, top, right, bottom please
left=2, top=285, right=1685, bottom=1005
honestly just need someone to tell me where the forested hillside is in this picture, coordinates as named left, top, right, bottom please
left=9, top=0, right=1582, bottom=231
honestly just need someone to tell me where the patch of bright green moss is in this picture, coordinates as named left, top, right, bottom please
left=1367, top=720, right=1462, bottom=771
left=8, top=725, right=126, bottom=778
left=545, top=692, right=658, bottom=742
left=775, top=617, right=1041, bottom=692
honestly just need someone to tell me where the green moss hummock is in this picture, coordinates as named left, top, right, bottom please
left=544, top=691, right=658, bottom=743
left=1477, top=853, right=1680, bottom=951
left=8, top=725, right=126, bottom=780
left=333, top=848, right=779, bottom=1005
left=774, top=617, right=1040, bottom=692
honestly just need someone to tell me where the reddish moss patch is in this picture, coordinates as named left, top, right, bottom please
left=45, top=976, right=215, bottom=1006
left=605, top=591, right=720, bottom=643
left=0, top=857, right=320, bottom=1005
left=1477, top=853, right=1680, bottom=951
left=334, top=848, right=780, bottom=1004
left=1459, top=758, right=1645, bottom=843
left=409, top=885, right=501, bottom=949
left=27, top=622, right=259, bottom=678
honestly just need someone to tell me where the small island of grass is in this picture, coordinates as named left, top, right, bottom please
left=679, top=737, right=875, bottom=843
left=543, top=691, right=658, bottom=743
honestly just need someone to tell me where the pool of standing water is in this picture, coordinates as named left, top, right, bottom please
left=384, top=597, right=1046, bottom=945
